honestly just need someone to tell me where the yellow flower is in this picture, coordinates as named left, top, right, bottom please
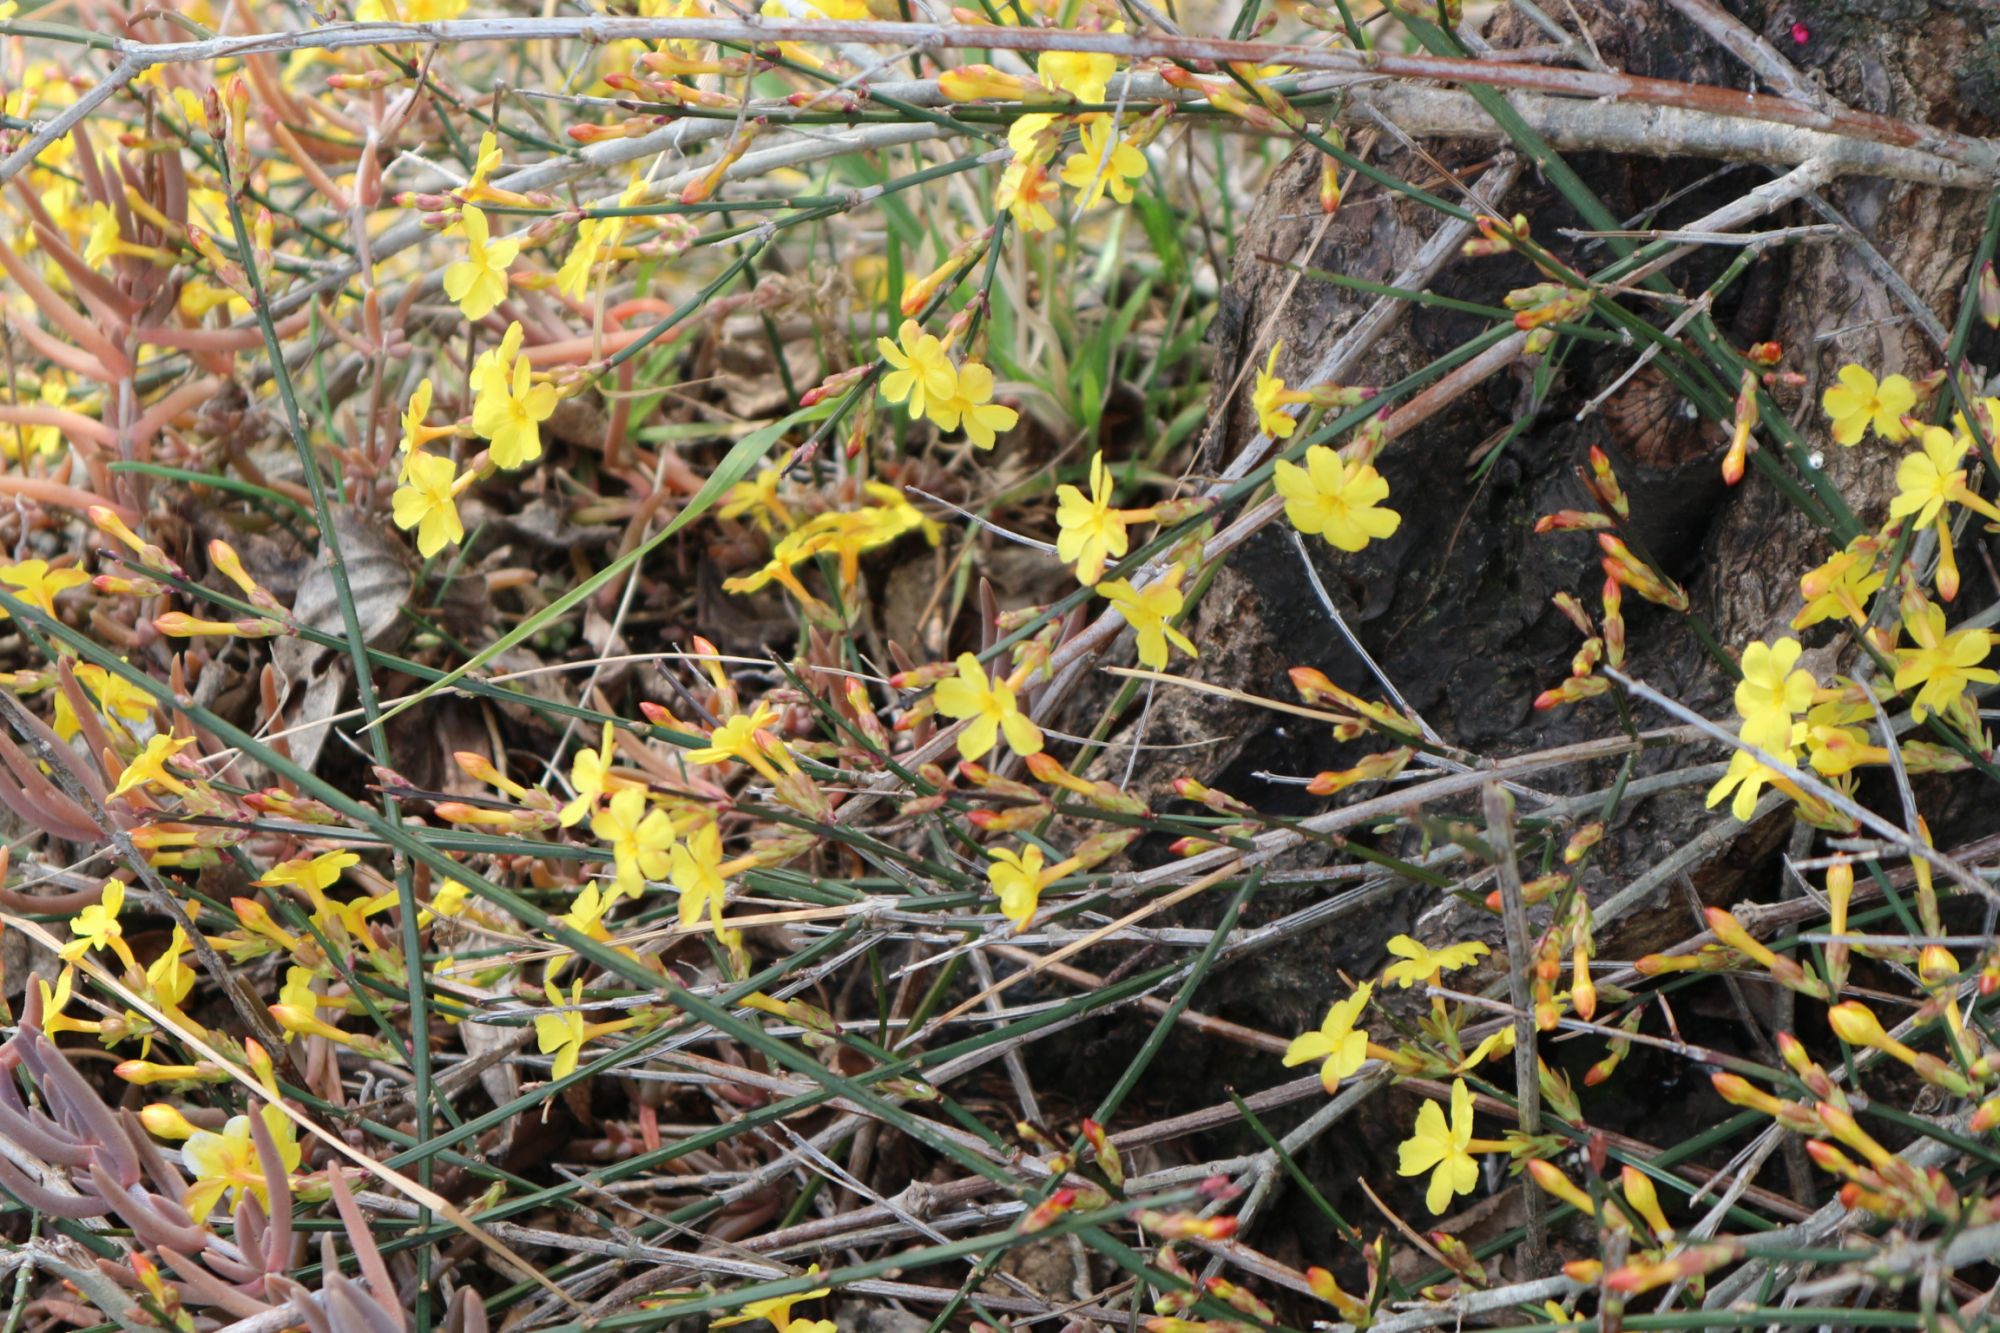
left=932, top=361, right=1018, bottom=449
left=536, top=980, right=588, bottom=1078
left=557, top=883, right=613, bottom=942
left=0, top=558, right=88, bottom=618
left=996, top=160, right=1059, bottom=233
left=1058, top=115, right=1146, bottom=208
left=1821, top=363, right=1914, bottom=446
left=1397, top=1077, right=1478, bottom=1215
left=83, top=201, right=121, bottom=268
left=592, top=786, right=676, bottom=899
left=6, top=378, right=70, bottom=460
left=258, top=850, right=359, bottom=894
left=560, top=721, right=617, bottom=827
left=37, top=966, right=103, bottom=1038
left=988, top=843, right=1057, bottom=932
left=712, top=1267, right=833, bottom=1332
left=1253, top=343, right=1295, bottom=440
left=1732, top=636, right=1816, bottom=751
left=877, top=319, right=958, bottom=424
left=1890, top=426, right=1973, bottom=529
left=397, top=379, right=455, bottom=471
left=1273, top=444, right=1401, bottom=553
left=441, top=205, right=518, bottom=321
left=1381, top=934, right=1489, bottom=988
left=1055, top=452, right=1128, bottom=585
left=1793, top=539, right=1884, bottom=631
left=181, top=1104, right=301, bottom=1221
left=1895, top=599, right=1997, bottom=723
left=933, top=653, right=1043, bottom=762
left=1453, top=1023, right=1516, bottom=1073
left=685, top=703, right=793, bottom=781
left=60, top=879, right=128, bottom=963
left=355, top=0, right=466, bottom=20
left=471, top=323, right=557, bottom=469
left=110, top=734, right=197, bottom=799
left=1040, top=48, right=1117, bottom=102
left=669, top=822, right=727, bottom=930
left=53, top=661, right=155, bottom=743
left=557, top=217, right=604, bottom=300
left=391, top=449, right=465, bottom=558
left=1098, top=565, right=1197, bottom=670
left=1283, top=982, right=1372, bottom=1093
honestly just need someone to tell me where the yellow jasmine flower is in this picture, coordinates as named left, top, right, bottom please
left=933, top=653, right=1043, bottom=761
left=592, top=786, right=676, bottom=899
left=0, top=558, right=88, bottom=618
left=53, top=661, right=155, bottom=743
left=1396, top=1077, right=1479, bottom=1215
left=471, top=323, right=558, bottom=469
left=258, top=850, right=360, bottom=894
left=685, top=702, right=794, bottom=783
left=61, top=879, right=134, bottom=965
left=996, top=160, right=1059, bottom=233
left=1895, top=599, right=1997, bottom=723
left=1253, top=343, right=1296, bottom=439
left=1732, top=636, right=1816, bottom=751
left=1055, top=452, right=1128, bottom=585
left=932, top=361, right=1018, bottom=449
left=1283, top=982, right=1372, bottom=1093
left=391, top=449, right=466, bottom=558
left=988, top=843, right=1061, bottom=932
left=1793, top=539, right=1884, bottom=631
left=557, top=217, right=604, bottom=300
left=441, top=205, right=518, bottom=321
left=560, top=722, right=618, bottom=828
left=1097, top=565, right=1197, bottom=670
left=1274, top=444, right=1401, bottom=553
left=1059, top=115, right=1147, bottom=208
left=110, top=734, right=198, bottom=800
left=1040, top=48, right=1117, bottom=102
left=1821, top=363, right=1914, bottom=446
left=712, top=1266, right=832, bottom=1332
left=534, top=977, right=639, bottom=1079
left=877, top=319, right=958, bottom=424
left=670, top=822, right=728, bottom=930
left=181, top=1104, right=302, bottom=1221
left=1381, top=934, right=1489, bottom=988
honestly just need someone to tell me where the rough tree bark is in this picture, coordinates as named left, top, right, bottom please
left=1081, top=0, right=2000, bottom=1266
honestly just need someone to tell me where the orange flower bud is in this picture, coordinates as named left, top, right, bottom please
left=938, top=65, right=1042, bottom=102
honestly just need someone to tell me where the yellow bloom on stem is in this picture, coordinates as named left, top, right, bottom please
left=988, top=843, right=1061, bottom=932
left=592, top=785, right=676, bottom=899
left=1381, top=934, right=1489, bottom=988
left=1098, top=565, right=1197, bottom=670
left=391, top=449, right=465, bottom=558
left=686, top=702, right=793, bottom=783
left=534, top=977, right=638, bottom=1079
left=1283, top=982, right=1372, bottom=1093
left=181, top=1104, right=301, bottom=1221
left=0, top=558, right=88, bottom=618
left=1397, top=1077, right=1479, bottom=1215
left=111, top=734, right=197, bottom=800
left=996, top=159, right=1059, bottom=234
left=876, top=319, right=958, bottom=423
left=1793, top=538, right=1884, bottom=631
left=7, top=378, right=70, bottom=460
left=471, top=323, right=558, bottom=469
left=398, top=379, right=455, bottom=470
left=669, top=822, right=727, bottom=929
left=1890, top=427, right=1973, bottom=529
left=557, top=217, right=604, bottom=300
left=1055, top=452, right=1129, bottom=585
left=37, top=966, right=102, bottom=1038
left=1253, top=344, right=1296, bottom=440
left=1059, top=115, right=1147, bottom=208
left=1732, top=636, right=1816, bottom=749
left=61, top=879, right=133, bottom=964
left=1895, top=599, right=1997, bottom=723
left=53, top=661, right=154, bottom=742
left=441, top=205, right=518, bottom=321
left=712, top=1266, right=832, bottom=1332
left=1040, top=48, right=1117, bottom=102
left=932, top=361, right=1018, bottom=449
left=1274, top=444, right=1401, bottom=553
left=1821, top=363, right=1914, bottom=446
left=933, top=653, right=1043, bottom=761
left=258, top=850, right=359, bottom=894
left=560, top=721, right=618, bottom=827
